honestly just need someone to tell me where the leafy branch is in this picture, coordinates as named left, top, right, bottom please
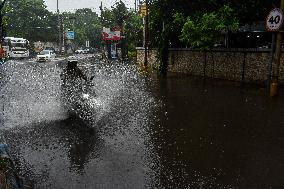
left=175, top=5, right=239, bottom=50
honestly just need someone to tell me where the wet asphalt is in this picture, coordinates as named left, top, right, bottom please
left=0, top=58, right=284, bottom=188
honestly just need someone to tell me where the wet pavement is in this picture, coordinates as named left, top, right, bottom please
left=149, top=75, right=284, bottom=188
left=0, top=58, right=284, bottom=188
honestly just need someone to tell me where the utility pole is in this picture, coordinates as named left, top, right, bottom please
left=100, top=1, right=103, bottom=23
left=144, top=0, right=149, bottom=68
left=99, top=1, right=104, bottom=54
left=57, top=0, right=62, bottom=54
left=271, top=0, right=284, bottom=96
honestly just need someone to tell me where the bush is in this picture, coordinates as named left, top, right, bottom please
left=128, top=43, right=137, bottom=60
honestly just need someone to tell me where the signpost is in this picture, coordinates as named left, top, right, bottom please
left=66, top=31, right=75, bottom=40
left=139, top=4, right=147, bottom=17
left=266, top=7, right=284, bottom=96
left=139, top=2, right=149, bottom=68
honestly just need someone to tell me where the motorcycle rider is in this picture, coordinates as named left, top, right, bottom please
left=62, top=59, right=87, bottom=81
left=61, top=58, right=88, bottom=101
left=61, top=58, right=96, bottom=121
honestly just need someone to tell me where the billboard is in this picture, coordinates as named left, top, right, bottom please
left=102, top=27, right=121, bottom=41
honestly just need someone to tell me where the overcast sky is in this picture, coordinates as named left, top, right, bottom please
left=44, top=0, right=134, bottom=14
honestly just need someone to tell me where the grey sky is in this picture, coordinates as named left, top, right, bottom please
left=44, top=0, right=134, bottom=14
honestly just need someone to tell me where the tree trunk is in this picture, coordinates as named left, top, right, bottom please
left=159, top=43, right=169, bottom=76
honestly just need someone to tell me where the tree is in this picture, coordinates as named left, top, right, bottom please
left=112, top=1, right=128, bottom=27
left=101, top=8, right=115, bottom=28
left=4, top=0, right=57, bottom=42
left=176, top=5, right=239, bottom=50
left=101, top=1, right=142, bottom=59
left=148, top=0, right=192, bottom=75
left=228, top=0, right=274, bottom=25
left=124, top=10, right=143, bottom=47
left=111, top=1, right=128, bottom=59
left=62, top=8, right=101, bottom=48
left=148, top=0, right=277, bottom=75
left=0, top=0, right=7, bottom=40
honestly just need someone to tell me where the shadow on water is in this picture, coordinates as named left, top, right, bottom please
left=2, top=117, right=102, bottom=186
left=56, top=116, right=100, bottom=174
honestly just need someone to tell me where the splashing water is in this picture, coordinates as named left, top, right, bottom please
left=0, top=60, right=69, bottom=128
left=0, top=59, right=160, bottom=188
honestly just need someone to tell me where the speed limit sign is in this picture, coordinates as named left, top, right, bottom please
left=266, top=8, right=284, bottom=31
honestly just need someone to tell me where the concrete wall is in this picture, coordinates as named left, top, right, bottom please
left=136, top=48, right=284, bottom=83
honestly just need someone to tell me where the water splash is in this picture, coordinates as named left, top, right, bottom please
left=0, top=60, right=68, bottom=128
left=0, top=59, right=160, bottom=188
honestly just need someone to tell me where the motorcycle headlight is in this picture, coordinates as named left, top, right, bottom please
left=82, top=93, right=90, bottom=99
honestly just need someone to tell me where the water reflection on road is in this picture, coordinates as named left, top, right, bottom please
left=0, top=59, right=284, bottom=188
left=149, top=74, right=284, bottom=188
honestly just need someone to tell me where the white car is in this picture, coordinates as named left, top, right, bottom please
left=36, top=50, right=56, bottom=62
left=75, top=49, right=89, bottom=54
left=67, top=55, right=79, bottom=62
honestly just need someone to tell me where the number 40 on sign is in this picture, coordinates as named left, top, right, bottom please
left=266, top=8, right=284, bottom=31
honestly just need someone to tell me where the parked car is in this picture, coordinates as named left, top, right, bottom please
left=36, top=50, right=56, bottom=62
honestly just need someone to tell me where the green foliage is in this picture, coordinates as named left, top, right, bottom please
left=101, top=1, right=143, bottom=58
left=2, top=1, right=102, bottom=46
left=62, top=9, right=101, bottom=47
left=227, top=0, right=273, bottom=25
left=101, top=8, right=115, bottom=28
left=102, top=1, right=128, bottom=28
left=149, top=0, right=271, bottom=49
left=125, top=11, right=143, bottom=47
left=0, top=0, right=142, bottom=51
left=4, top=0, right=57, bottom=42
left=148, top=0, right=242, bottom=74
left=102, top=1, right=143, bottom=46
left=112, top=1, right=128, bottom=27
left=127, top=43, right=137, bottom=60
left=178, top=5, right=239, bottom=50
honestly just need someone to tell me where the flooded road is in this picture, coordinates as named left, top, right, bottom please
left=1, top=59, right=284, bottom=188
left=149, top=75, right=284, bottom=188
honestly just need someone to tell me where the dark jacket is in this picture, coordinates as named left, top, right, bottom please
left=61, top=62, right=88, bottom=96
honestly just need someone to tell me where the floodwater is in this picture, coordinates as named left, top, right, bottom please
left=0, top=59, right=284, bottom=188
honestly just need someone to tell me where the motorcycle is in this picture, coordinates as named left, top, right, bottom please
left=61, top=76, right=100, bottom=126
